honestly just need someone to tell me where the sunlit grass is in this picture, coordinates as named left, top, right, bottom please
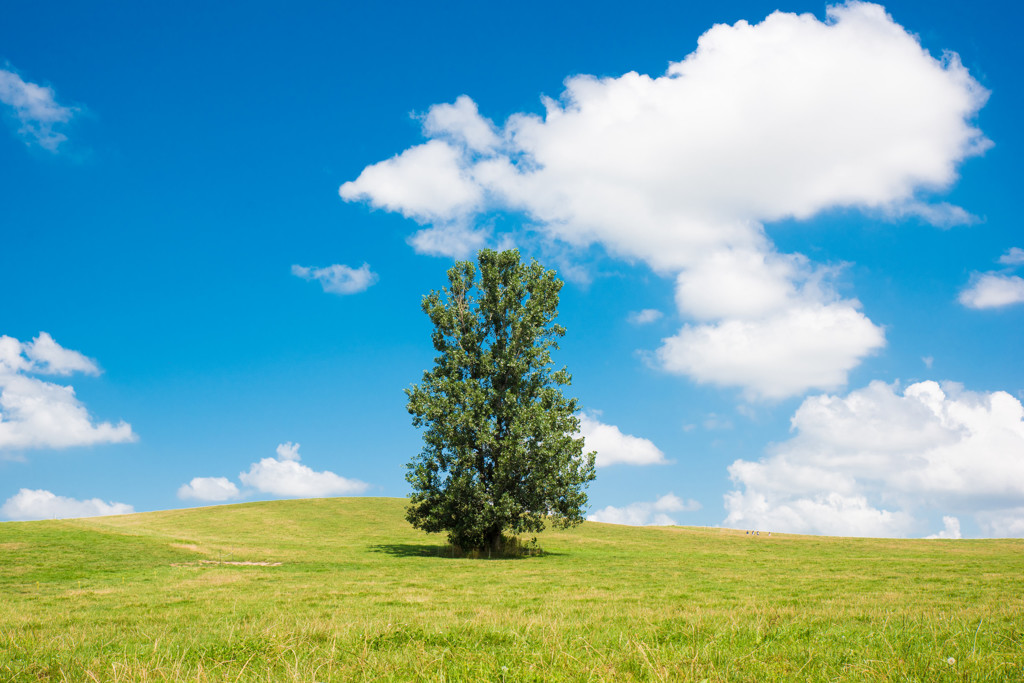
left=2, top=497, right=1022, bottom=681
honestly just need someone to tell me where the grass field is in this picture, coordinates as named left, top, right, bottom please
left=1, top=497, right=1022, bottom=681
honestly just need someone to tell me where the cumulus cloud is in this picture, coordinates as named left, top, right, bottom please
left=998, top=247, right=1024, bottom=267
left=239, top=442, right=370, bottom=498
left=578, top=413, right=669, bottom=467
left=0, top=68, right=76, bottom=151
left=1, top=488, right=133, bottom=521
left=976, top=508, right=1024, bottom=538
left=422, top=95, right=501, bottom=153
left=340, top=139, right=483, bottom=224
left=292, top=262, right=378, bottom=295
left=23, top=332, right=100, bottom=376
left=341, top=2, right=984, bottom=398
left=926, top=516, right=962, bottom=539
left=959, top=273, right=1024, bottom=309
left=724, top=380, right=1024, bottom=537
left=406, top=223, right=490, bottom=259
left=177, top=477, right=241, bottom=502
left=0, top=333, right=136, bottom=451
left=589, top=493, right=701, bottom=526
left=276, top=441, right=301, bottom=460
left=890, top=201, right=979, bottom=228
left=659, top=302, right=885, bottom=400
left=627, top=309, right=663, bottom=325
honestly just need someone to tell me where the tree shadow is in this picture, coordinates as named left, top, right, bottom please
left=368, top=543, right=561, bottom=560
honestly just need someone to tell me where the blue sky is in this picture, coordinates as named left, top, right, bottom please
left=1, top=1, right=1021, bottom=538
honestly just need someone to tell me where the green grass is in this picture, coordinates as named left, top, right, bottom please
left=1, top=497, right=1022, bottom=681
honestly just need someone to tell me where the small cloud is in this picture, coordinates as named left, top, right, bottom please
left=578, top=412, right=669, bottom=467
left=406, top=222, right=490, bottom=259
left=735, top=404, right=758, bottom=420
left=703, top=413, right=734, bottom=431
left=926, top=516, right=962, bottom=539
left=627, top=309, right=663, bottom=325
left=24, top=332, right=100, bottom=376
left=421, top=94, right=501, bottom=153
left=998, top=247, right=1024, bottom=267
left=239, top=442, right=370, bottom=498
left=890, top=201, right=979, bottom=229
left=959, top=273, right=1024, bottom=309
left=0, top=333, right=135, bottom=451
left=177, top=476, right=241, bottom=502
left=922, top=356, right=934, bottom=369
left=0, top=68, right=76, bottom=151
left=292, top=263, right=378, bottom=295
left=589, top=493, right=701, bottom=526
left=1, top=488, right=133, bottom=520
left=276, top=441, right=301, bottom=461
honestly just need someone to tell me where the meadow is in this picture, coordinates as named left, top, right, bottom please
left=1, top=497, right=1022, bottom=681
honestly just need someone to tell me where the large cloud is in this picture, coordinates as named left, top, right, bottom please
left=341, top=2, right=986, bottom=398
left=238, top=442, right=370, bottom=498
left=724, top=380, right=1024, bottom=537
left=1, top=488, right=133, bottom=521
left=0, top=333, right=136, bottom=451
left=0, top=68, right=76, bottom=151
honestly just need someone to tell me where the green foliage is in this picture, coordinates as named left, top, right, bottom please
left=405, top=249, right=596, bottom=551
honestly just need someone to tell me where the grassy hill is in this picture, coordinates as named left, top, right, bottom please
left=1, top=497, right=1022, bottom=681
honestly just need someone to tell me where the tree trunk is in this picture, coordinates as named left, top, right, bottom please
left=485, top=528, right=503, bottom=555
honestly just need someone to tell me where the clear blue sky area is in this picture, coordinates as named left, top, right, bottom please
left=1, top=1, right=1021, bottom=538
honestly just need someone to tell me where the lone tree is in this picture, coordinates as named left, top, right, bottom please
left=405, top=249, right=596, bottom=552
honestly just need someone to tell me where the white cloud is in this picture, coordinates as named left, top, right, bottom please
left=702, top=414, right=733, bottom=431
left=341, top=2, right=983, bottom=398
left=0, top=333, right=136, bottom=451
left=627, top=309, right=663, bottom=325
left=422, top=95, right=501, bottom=153
left=340, top=139, right=483, bottom=224
left=23, top=332, right=100, bottom=376
left=926, top=516, right=962, bottom=539
left=998, top=247, right=1024, bottom=267
left=958, top=273, right=1024, bottom=309
left=177, top=477, right=241, bottom=502
left=239, top=442, right=370, bottom=498
left=890, top=201, right=978, bottom=228
left=578, top=412, right=669, bottom=467
left=1, top=488, right=133, bottom=521
left=292, top=263, right=378, bottom=295
left=724, top=489, right=915, bottom=537
left=0, top=68, right=76, bottom=151
left=658, top=303, right=885, bottom=400
left=724, top=380, right=1024, bottom=537
left=976, top=508, right=1024, bottom=538
left=589, top=493, right=701, bottom=526
left=406, top=222, right=490, bottom=259
left=276, top=441, right=301, bottom=460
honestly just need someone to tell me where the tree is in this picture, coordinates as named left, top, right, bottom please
left=405, top=249, right=596, bottom=552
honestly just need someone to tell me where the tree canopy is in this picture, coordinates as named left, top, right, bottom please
left=405, top=249, right=596, bottom=552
